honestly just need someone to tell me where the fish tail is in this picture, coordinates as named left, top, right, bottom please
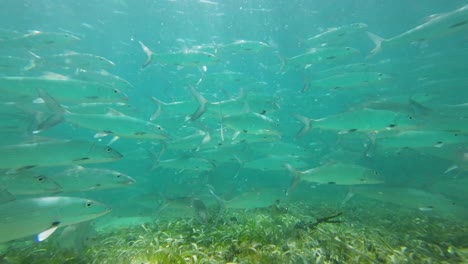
left=34, top=89, right=65, bottom=134
left=366, top=32, right=385, bottom=56
left=284, top=163, right=302, bottom=195
left=294, top=114, right=312, bottom=138
left=189, top=86, right=209, bottom=121
left=341, top=188, right=355, bottom=205
left=150, top=96, right=165, bottom=121
left=138, top=40, right=154, bottom=68
left=208, top=189, right=226, bottom=210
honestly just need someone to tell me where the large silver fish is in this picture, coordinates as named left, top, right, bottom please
left=216, top=40, right=271, bottom=55
left=0, top=139, right=122, bottom=172
left=35, top=89, right=168, bottom=140
left=0, top=195, right=111, bottom=243
left=294, top=108, right=418, bottom=138
left=285, top=162, right=383, bottom=193
left=139, top=40, right=219, bottom=68
left=308, top=71, right=392, bottom=90
left=0, top=74, right=128, bottom=103
left=51, top=166, right=135, bottom=192
left=284, top=46, right=359, bottom=70
left=367, top=4, right=468, bottom=55
left=0, top=171, right=62, bottom=195
left=0, top=30, right=80, bottom=49
left=35, top=51, right=115, bottom=71
left=305, top=23, right=368, bottom=46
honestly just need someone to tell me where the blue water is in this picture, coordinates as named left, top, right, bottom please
left=1, top=0, right=467, bottom=263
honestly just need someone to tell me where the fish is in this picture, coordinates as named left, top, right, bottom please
left=308, top=71, right=392, bottom=90
left=74, top=69, right=134, bottom=91
left=139, top=40, right=219, bottom=68
left=0, top=195, right=111, bottom=243
left=0, top=171, right=62, bottom=195
left=210, top=188, right=285, bottom=210
left=242, top=155, right=310, bottom=172
left=0, top=139, right=122, bottom=172
left=367, top=4, right=468, bottom=55
left=305, top=23, right=368, bottom=46
left=285, top=162, right=383, bottom=193
left=0, top=74, right=128, bottom=103
left=217, top=40, right=271, bottom=55
left=283, top=46, right=359, bottom=70
left=155, top=156, right=216, bottom=173
left=222, top=112, right=277, bottom=134
left=294, top=108, right=418, bottom=138
left=35, top=51, right=116, bottom=70
left=0, top=30, right=80, bottom=49
left=35, top=89, right=168, bottom=140
left=51, top=166, right=135, bottom=192
left=372, top=130, right=468, bottom=150
left=347, top=186, right=466, bottom=217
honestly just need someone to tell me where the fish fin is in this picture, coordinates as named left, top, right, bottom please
left=138, top=40, right=154, bottom=68
left=36, top=222, right=60, bottom=242
left=366, top=32, right=385, bottom=56
left=106, top=108, right=125, bottom=116
left=189, top=86, right=209, bottom=121
left=150, top=96, right=165, bottom=121
left=71, top=165, right=85, bottom=170
left=341, top=188, right=355, bottom=205
left=284, top=163, right=303, bottom=195
left=94, top=131, right=111, bottom=138
left=6, top=165, right=37, bottom=174
left=0, top=189, right=16, bottom=204
left=408, top=98, right=432, bottom=116
left=444, top=165, right=459, bottom=174
left=34, top=89, right=65, bottom=133
left=107, top=135, right=120, bottom=146
left=293, top=114, right=312, bottom=138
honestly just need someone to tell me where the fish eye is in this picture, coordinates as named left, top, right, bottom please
left=37, top=176, right=46, bottom=182
left=112, top=89, right=119, bottom=94
left=85, top=201, right=93, bottom=208
left=105, top=147, right=112, bottom=152
left=116, top=174, right=122, bottom=178
left=378, top=73, right=383, bottom=77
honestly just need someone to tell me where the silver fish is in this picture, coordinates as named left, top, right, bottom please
left=0, top=171, right=62, bottom=195
left=294, top=108, right=417, bottom=138
left=305, top=23, right=368, bottom=46
left=285, top=162, right=383, bottom=193
left=139, top=40, right=219, bottom=68
left=0, top=74, right=128, bottom=103
left=0, top=195, right=110, bottom=243
left=51, top=166, right=135, bottom=192
left=367, top=4, right=468, bottom=55
left=0, top=30, right=80, bottom=49
left=0, top=139, right=122, bottom=172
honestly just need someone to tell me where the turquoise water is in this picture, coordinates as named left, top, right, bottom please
left=1, top=1, right=467, bottom=263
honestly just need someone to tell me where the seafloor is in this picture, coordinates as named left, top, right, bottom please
left=3, top=199, right=467, bottom=264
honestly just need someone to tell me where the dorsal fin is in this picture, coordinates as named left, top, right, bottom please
left=107, top=108, right=125, bottom=116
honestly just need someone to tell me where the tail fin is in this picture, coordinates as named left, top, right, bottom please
left=284, top=163, right=303, bottom=195
left=366, top=32, right=385, bottom=56
left=150, top=96, right=165, bottom=121
left=34, top=89, right=65, bottom=134
left=293, top=114, right=312, bottom=138
left=188, top=86, right=209, bottom=121
left=341, top=188, right=355, bottom=205
left=138, top=40, right=154, bottom=68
